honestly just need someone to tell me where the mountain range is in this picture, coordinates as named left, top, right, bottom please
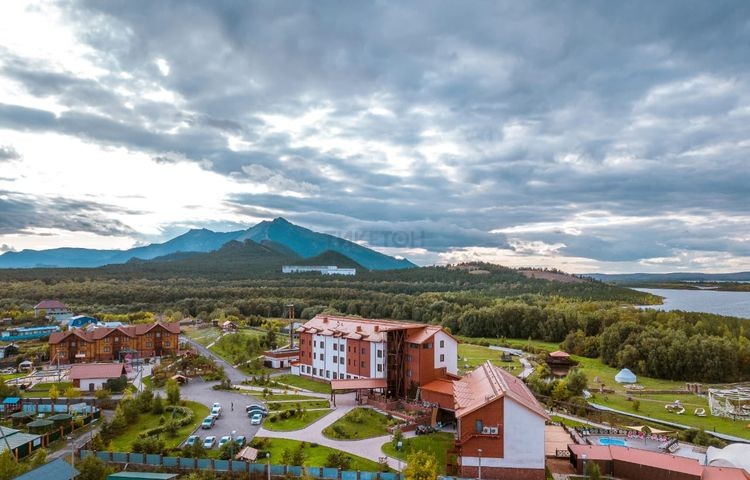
left=0, top=218, right=415, bottom=271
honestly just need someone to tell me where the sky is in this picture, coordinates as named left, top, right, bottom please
left=1, top=1, right=749, bottom=273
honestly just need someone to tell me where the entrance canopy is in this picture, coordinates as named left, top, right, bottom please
left=330, top=378, right=387, bottom=391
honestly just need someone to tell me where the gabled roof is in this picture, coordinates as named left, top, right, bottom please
left=454, top=361, right=548, bottom=420
left=405, top=326, right=439, bottom=344
left=48, top=321, right=180, bottom=344
left=69, top=363, right=126, bottom=380
left=298, top=314, right=454, bottom=344
left=34, top=300, right=68, bottom=310
left=422, top=378, right=454, bottom=396
left=13, top=458, right=79, bottom=480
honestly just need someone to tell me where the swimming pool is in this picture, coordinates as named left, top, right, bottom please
left=598, top=437, right=627, bottom=447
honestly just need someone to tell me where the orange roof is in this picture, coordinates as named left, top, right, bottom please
left=49, top=321, right=180, bottom=344
left=454, top=361, right=548, bottom=420
left=549, top=350, right=571, bottom=358
left=330, top=378, right=387, bottom=390
left=299, top=315, right=427, bottom=343
left=405, top=326, right=440, bottom=344
left=422, top=378, right=454, bottom=396
left=568, top=445, right=750, bottom=479
left=69, top=363, right=126, bottom=380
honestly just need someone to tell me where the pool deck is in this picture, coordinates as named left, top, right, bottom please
left=585, top=435, right=707, bottom=463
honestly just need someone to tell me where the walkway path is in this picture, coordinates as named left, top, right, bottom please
left=181, top=335, right=248, bottom=384
left=257, top=392, right=410, bottom=471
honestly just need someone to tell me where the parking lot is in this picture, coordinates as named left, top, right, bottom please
left=180, top=377, right=265, bottom=449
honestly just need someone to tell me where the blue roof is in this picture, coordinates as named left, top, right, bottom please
left=2, top=397, right=20, bottom=404
left=13, top=458, right=78, bottom=480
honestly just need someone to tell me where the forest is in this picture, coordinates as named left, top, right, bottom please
left=1, top=262, right=747, bottom=382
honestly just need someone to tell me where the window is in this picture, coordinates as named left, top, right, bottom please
left=475, top=420, right=483, bottom=433
left=406, top=355, right=412, bottom=362
left=347, top=346, right=351, bottom=353
left=361, top=348, right=367, bottom=354
left=333, top=356, right=337, bottom=364
left=406, top=369, right=412, bottom=377
left=377, top=350, right=383, bottom=358
left=423, top=343, right=432, bottom=349
left=114, top=337, right=119, bottom=342
left=333, top=372, right=338, bottom=379
left=326, top=370, right=330, bottom=378
left=377, top=364, right=383, bottom=372
left=164, top=341, right=171, bottom=347
left=440, top=340, right=445, bottom=348
left=340, top=342, right=345, bottom=350
left=156, top=332, right=161, bottom=338
left=313, top=368, right=317, bottom=376
left=339, top=356, right=343, bottom=364
left=300, top=339, right=305, bottom=345
left=313, top=353, right=317, bottom=360
left=440, top=354, right=445, bottom=362
left=146, top=341, right=152, bottom=347
left=360, top=361, right=365, bottom=368
left=104, top=346, right=111, bottom=353
left=347, top=375, right=351, bottom=379
left=409, top=343, right=418, bottom=349
left=321, top=354, right=325, bottom=361
left=333, top=343, right=337, bottom=351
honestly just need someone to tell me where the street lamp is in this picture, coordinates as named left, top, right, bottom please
left=581, top=453, right=588, bottom=478
left=477, top=448, right=482, bottom=480
left=267, top=451, right=271, bottom=480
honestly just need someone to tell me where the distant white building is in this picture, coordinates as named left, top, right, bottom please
left=282, top=265, right=356, bottom=276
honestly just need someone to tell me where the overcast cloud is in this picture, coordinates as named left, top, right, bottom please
left=0, top=1, right=749, bottom=272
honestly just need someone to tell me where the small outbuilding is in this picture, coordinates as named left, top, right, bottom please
left=69, top=363, right=127, bottom=392
left=13, top=458, right=79, bottom=480
left=615, top=368, right=637, bottom=384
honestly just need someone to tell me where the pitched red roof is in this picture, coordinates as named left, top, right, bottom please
left=34, top=300, right=68, bottom=310
left=48, top=321, right=180, bottom=344
left=454, top=361, right=548, bottom=420
left=69, top=363, right=126, bottom=380
left=422, top=378, right=454, bottom=395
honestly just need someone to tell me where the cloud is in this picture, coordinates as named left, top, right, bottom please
left=0, top=243, right=15, bottom=252
left=0, top=145, right=20, bottom=161
left=0, top=1, right=749, bottom=271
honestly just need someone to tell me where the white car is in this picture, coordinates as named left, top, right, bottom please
left=250, top=413, right=263, bottom=425
left=203, top=436, right=216, bottom=449
left=218, top=436, right=231, bottom=449
left=211, top=405, right=222, bottom=418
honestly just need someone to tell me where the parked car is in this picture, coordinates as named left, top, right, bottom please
left=415, top=425, right=437, bottom=435
left=201, top=416, right=216, bottom=429
left=234, top=435, right=247, bottom=447
left=246, top=405, right=268, bottom=417
left=250, top=413, right=263, bottom=425
left=186, top=435, right=200, bottom=447
left=218, top=436, right=231, bottom=449
left=211, top=405, right=222, bottom=418
left=203, top=436, right=216, bottom=449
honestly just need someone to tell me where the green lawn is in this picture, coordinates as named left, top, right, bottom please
left=381, top=432, right=454, bottom=473
left=267, top=400, right=330, bottom=411
left=263, top=409, right=331, bottom=431
left=107, top=400, right=209, bottom=451
left=253, top=437, right=387, bottom=471
left=272, top=374, right=332, bottom=394
left=459, top=336, right=560, bottom=352
left=183, top=326, right=222, bottom=346
left=591, top=392, right=750, bottom=439
left=323, top=407, right=400, bottom=440
left=0, top=373, right=26, bottom=382
left=549, top=415, right=589, bottom=429
left=263, top=393, right=318, bottom=401
left=457, top=343, right=523, bottom=374
left=22, top=381, right=74, bottom=397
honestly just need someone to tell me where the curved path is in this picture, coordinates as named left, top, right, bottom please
left=257, top=392, right=412, bottom=471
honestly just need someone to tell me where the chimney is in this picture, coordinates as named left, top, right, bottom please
left=356, top=326, right=362, bottom=332
left=323, top=317, right=329, bottom=323
left=374, top=325, right=379, bottom=332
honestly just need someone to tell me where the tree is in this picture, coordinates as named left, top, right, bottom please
left=77, top=454, right=112, bottom=480
left=29, top=448, right=47, bottom=468
left=64, top=386, right=80, bottom=398
left=551, top=380, right=571, bottom=401
left=48, top=384, right=59, bottom=402
left=94, top=389, right=111, bottom=403
left=165, top=378, right=180, bottom=405
left=565, top=368, right=588, bottom=396
left=403, top=451, right=439, bottom=480
left=0, top=450, right=24, bottom=480
left=392, top=427, right=404, bottom=447
left=585, top=460, right=602, bottom=480
left=152, top=393, right=164, bottom=414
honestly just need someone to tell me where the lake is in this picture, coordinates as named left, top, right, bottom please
left=635, top=288, right=750, bottom=319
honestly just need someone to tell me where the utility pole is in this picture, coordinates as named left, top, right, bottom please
left=286, top=304, right=295, bottom=348
left=477, top=448, right=482, bottom=480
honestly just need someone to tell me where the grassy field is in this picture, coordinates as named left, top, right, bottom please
left=263, top=393, right=318, bottom=401
left=457, top=343, right=523, bottom=374
left=0, top=373, right=26, bottom=382
left=108, top=400, right=209, bottom=451
left=267, top=399, right=330, bottom=411
left=458, top=336, right=560, bottom=352
left=183, top=326, right=222, bottom=346
left=254, top=437, right=387, bottom=471
left=381, top=432, right=454, bottom=473
left=22, top=381, right=74, bottom=397
left=591, top=391, right=750, bottom=439
left=263, top=409, right=331, bottom=431
left=323, top=407, right=400, bottom=440
left=272, top=374, right=332, bottom=394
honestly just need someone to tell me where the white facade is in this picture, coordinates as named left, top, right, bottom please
left=282, top=265, right=356, bottom=275
left=433, top=330, right=458, bottom=374
left=77, top=377, right=111, bottom=392
left=303, top=333, right=388, bottom=380
left=460, top=397, right=546, bottom=470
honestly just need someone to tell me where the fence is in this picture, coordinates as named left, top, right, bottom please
left=81, top=450, right=402, bottom=480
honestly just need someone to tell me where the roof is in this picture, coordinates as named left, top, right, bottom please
left=549, top=350, right=571, bottom=358
left=615, top=368, right=637, bottom=383
left=107, top=473, right=178, bottom=479
left=0, top=426, right=42, bottom=451
left=34, top=300, right=68, bottom=310
left=298, top=314, right=455, bottom=344
left=707, top=444, right=750, bottom=473
left=69, top=363, right=126, bottom=380
left=2, top=397, right=20, bottom=404
left=422, top=378, right=455, bottom=396
left=13, top=458, right=79, bottom=480
left=702, top=466, right=750, bottom=480
left=49, top=321, right=180, bottom=344
left=331, top=378, right=387, bottom=390
left=454, top=361, right=548, bottom=420
left=236, top=446, right=259, bottom=461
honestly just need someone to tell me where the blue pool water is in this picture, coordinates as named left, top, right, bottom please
left=598, top=437, right=627, bottom=447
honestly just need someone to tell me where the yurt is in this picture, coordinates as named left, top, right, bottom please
left=615, top=368, right=637, bottom=384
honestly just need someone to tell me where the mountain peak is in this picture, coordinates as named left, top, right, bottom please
left=271, top=217, right=292, bottom=225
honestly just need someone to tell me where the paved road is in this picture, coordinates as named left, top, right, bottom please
left=257, top=392, right=410, bottom=471
left=178, top=377, right=265, bottom=449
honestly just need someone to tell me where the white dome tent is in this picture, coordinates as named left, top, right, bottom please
left=615, top=368, right=637, bottom=384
